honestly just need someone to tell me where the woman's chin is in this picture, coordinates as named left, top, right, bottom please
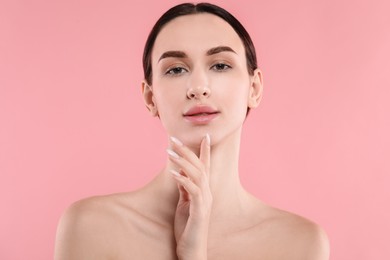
left=174, top=133, right=212, bottom=148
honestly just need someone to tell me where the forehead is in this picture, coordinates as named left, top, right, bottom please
left=152, top=13, right=245, bottom=60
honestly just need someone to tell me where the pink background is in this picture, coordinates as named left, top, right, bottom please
left=1, top=0, right=389, bottom=259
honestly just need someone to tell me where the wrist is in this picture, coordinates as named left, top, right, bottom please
left=177, top=246, right=207, bottom=260
left=178, top=254, right=207, bottom=260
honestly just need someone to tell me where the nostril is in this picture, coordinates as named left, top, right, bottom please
left=187, top=87, right=210, bottom=99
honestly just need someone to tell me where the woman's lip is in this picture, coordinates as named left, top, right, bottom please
left=183, top=112, right=220, bottom=124
left=184, top=105, right=218, bottom=116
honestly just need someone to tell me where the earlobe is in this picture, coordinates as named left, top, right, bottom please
left=248, top=69, right=264, bottom=108
left=141, top=81, right=159, bottom=117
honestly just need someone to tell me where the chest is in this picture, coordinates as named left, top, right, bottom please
left=107, top=212, right=292, bottom=260
left=111, top=226, right=274, bottom=260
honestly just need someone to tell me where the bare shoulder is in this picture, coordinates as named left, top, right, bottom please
left=258, top=205, right=330, bottom=260
left=54, top=192, right=136, bottom=260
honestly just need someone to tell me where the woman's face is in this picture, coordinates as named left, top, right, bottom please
left=144, top=13, right=262, bottom=147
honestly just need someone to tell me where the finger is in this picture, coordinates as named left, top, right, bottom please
left=170, top=170, right=203, bottom=208
left=199, top=134, right=211, bottom=177
left=170, top=136, right=204, bottom=171
left=176, top=181, right=189, bottom=202
left=167, top=149, right=202, bottom=184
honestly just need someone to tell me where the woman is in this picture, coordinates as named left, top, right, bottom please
left=54, top=3, right=329, bottom=259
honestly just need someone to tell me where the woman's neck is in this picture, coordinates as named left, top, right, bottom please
left=151, top=128, right=253, bottom=223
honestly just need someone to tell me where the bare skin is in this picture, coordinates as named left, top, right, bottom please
left=54, top=155, right=329, bottom=259
left=54, top=13, right=329, bottom=260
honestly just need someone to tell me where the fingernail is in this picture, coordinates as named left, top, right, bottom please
left=170, top=136, right=183, bottom=146
left=166, top=148, right=180, bottom=159
left=169, top=169, right=181, bottom=177
left=206, top=133, right=210, bottom=145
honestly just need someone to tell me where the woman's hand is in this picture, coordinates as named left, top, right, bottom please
left=167, top=134, right=212, bottom=260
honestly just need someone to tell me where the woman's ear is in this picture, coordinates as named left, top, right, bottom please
left=248, top=68, right=264, bottom=109
left=141, top=81, right=159, bottom=117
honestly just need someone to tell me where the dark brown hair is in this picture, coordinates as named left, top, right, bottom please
left=142, top=2, right=258, bottom=85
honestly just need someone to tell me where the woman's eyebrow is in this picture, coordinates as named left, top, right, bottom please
left=158, top=51, right=187, bottom=62
left=158, top=46, right=236, bottom=63
left=206, top=46, right=237, bottom=56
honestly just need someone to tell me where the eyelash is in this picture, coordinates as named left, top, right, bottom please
left=165, top=67, right=188, bottom=75
left=211, top=63, right=232, bottom=71
left=165, top=63, right=232, bottom=76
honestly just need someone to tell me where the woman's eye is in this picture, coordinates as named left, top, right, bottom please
left=211, top=63, right=232, bottom=71
left=165, top=67, right=187, bottom=75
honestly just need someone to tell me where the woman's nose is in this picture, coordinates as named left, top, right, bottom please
left=186, top=70, right=211, bottom=99
left=187, top=86, right=211, bottom=99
